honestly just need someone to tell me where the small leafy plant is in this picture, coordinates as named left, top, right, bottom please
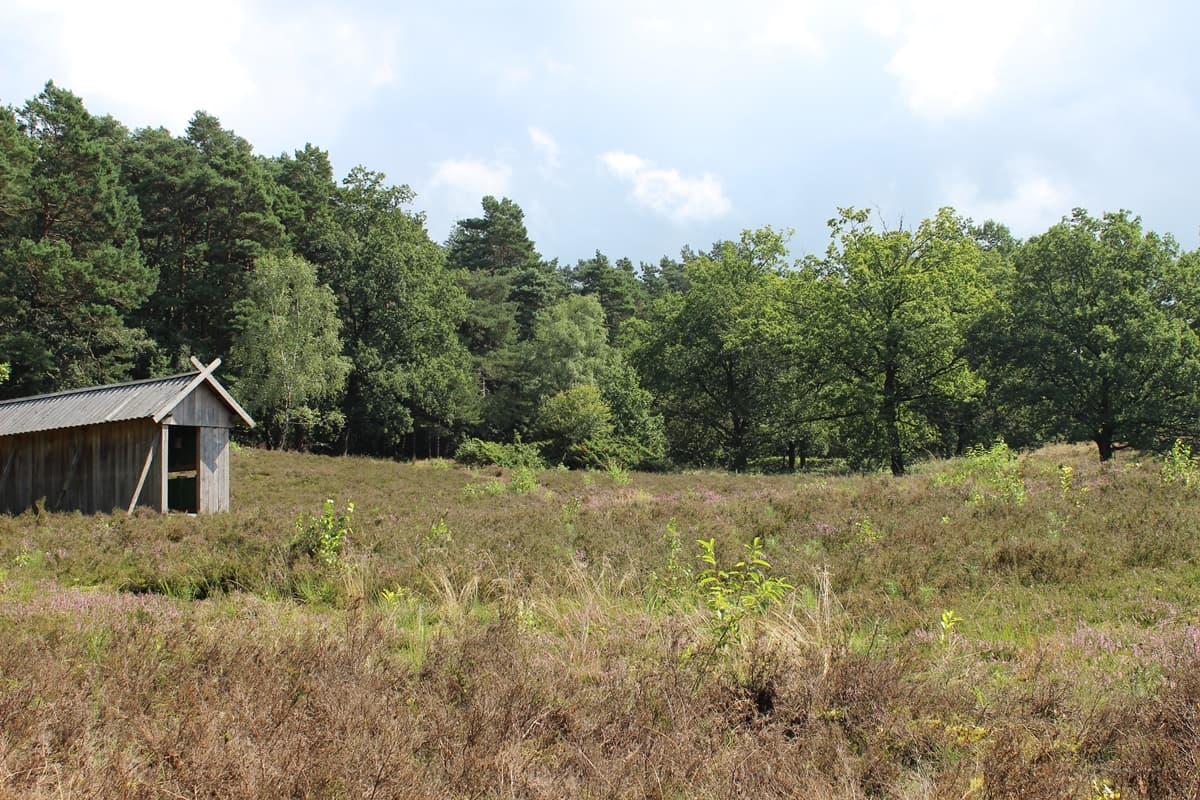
left=939, top=608, right=964, bottom=644
left=379, top=584, right=417, bottom=608
left=605, top=462, right=631, bottom=486
left=647, top=518, right=692, bottom=609
left=509, top=465, right=538, bottom=494
left=1161, top=439, right=1199, bottom=487
left=854, top=516, right=882, bottom=544
left=1058, top=464, right=1074, bottom=498
left=696, top=536, right=794, bottom=651
left=11, top=542, right=34, bottom=568
left=425, top=518, right=452, bottom=548
left=560, top=495, right=582, bottom=528
left=461, top=478, right=508, bottom=498
left=292, top=498, right=355, bottom=565
left=940, top=439, right=1026, bottom=505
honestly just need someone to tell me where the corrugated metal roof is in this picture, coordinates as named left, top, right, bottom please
left=0, top=373, right=196, bottom=437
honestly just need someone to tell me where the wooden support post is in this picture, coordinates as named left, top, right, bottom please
left=127, top=437, right=156, bottom=514
left=159, top=426, right=169, bottom=512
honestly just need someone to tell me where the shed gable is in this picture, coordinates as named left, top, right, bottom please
left=163, top=383, right=238, bottom=428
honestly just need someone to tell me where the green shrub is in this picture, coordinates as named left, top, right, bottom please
left=291, top=499, right=354, bottom=566
left=646, top=518, right=693, bottom=609
left=537, top=385, right=613, bottom=454
left=453, top=437, right=546, bottom=469
left=939, top=438, right=1026, bottom=504
left=696, top=536, right=793, bottom=650
left=1161, top=438, right=1199, bottom=487
left=508, top=466, right=538, bottom=494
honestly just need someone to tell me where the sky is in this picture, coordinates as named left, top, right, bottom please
left=2, top=0, right=1198, bottom=266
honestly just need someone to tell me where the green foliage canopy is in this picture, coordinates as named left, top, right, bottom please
left=230, top=253, right=351, bottom=450
left=0, top=82, right=156, bottom=397
left=327, top=167, right=477, bottom=455
left=4, top=80, right=1199, bottom=472
left=1004, top=209, right=1200, bottom=460
left=812, top=208, right=992, bottom=475
left=629, top=228, right=792, bottom=470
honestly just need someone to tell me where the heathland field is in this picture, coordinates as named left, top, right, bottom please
left=3, top=444, right=1200, bottom=798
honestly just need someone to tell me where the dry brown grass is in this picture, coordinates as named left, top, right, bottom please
left=2, top=443, right=1200, bottom=797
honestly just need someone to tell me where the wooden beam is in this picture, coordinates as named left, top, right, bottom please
left=153, top=358, right=221, bottom=424
left=153, top=357, right=255, bottom=429
left=159, top=426, right=169, bottom=513
left=190, top=356, right=256, bottom=429
left=127, top=436, right=156, bottom=514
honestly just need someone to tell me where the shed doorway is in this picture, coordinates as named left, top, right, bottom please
left=167, top=426, right=199, bottom=513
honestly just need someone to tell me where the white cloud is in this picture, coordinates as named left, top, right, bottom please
left=430, top=158, right=513, bottom=198
left=496, top=64, right=534, bottom=94
left=541, top=57, right=576, bottom=78
left=495, top=54, right=576, bottom=95
left=528, top=126, right=561, bottom=171
left=5, top=0, right=251, bottom=127
left=866, top=0, right=1048, bottom=119
left=628, top=0, right=829, bottom=58
left=946, top=165, right=1074, bottom=235
left=601, top=151, right=648, bottom=179
left=600, top=150, right=731, bottom=222
left=859, top=0, right=904, bottom=37
left=754, top=3, right=826, bottom=55
left=0, top=0, right=400, bottom=151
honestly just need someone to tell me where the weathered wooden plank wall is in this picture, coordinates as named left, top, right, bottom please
left=0, top=420, right=163, bottom=515
left=169, top=385, right=236, bottom=428
left=199, top=427, right=230, bottom=512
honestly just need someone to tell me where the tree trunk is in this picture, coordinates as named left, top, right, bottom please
left=1094, top=424, right=1116, bottom=462
left=339, top=372, right=358, bottom=456
left=883, top=363, right=905, bottom=476
left=786, top=441, right=796, bottom=473
left=729, top=412, right=748, bottom=472
left=1094, top=380, right=1117, bottom=462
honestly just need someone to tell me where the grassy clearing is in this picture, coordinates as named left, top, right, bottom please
left=2, top=444, right=1200, bottom=797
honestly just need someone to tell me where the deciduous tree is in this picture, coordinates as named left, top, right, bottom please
left=1003, top=209, right=1200, bottom=460
left=230, top=253, right=350, bottom=450
left=327, top=167, right=477, bottom=455
left=628, top=228, right=791, bottom=470
left=814, top=208, right=991, bottom=475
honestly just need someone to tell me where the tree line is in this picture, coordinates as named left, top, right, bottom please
left=3, top=82, right=1199, bottom=473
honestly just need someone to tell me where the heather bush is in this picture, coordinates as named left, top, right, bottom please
left=1, top=443, right=1200, bottom=797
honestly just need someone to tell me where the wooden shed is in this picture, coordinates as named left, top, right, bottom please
left=0, top=358, right=254, bottom=515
